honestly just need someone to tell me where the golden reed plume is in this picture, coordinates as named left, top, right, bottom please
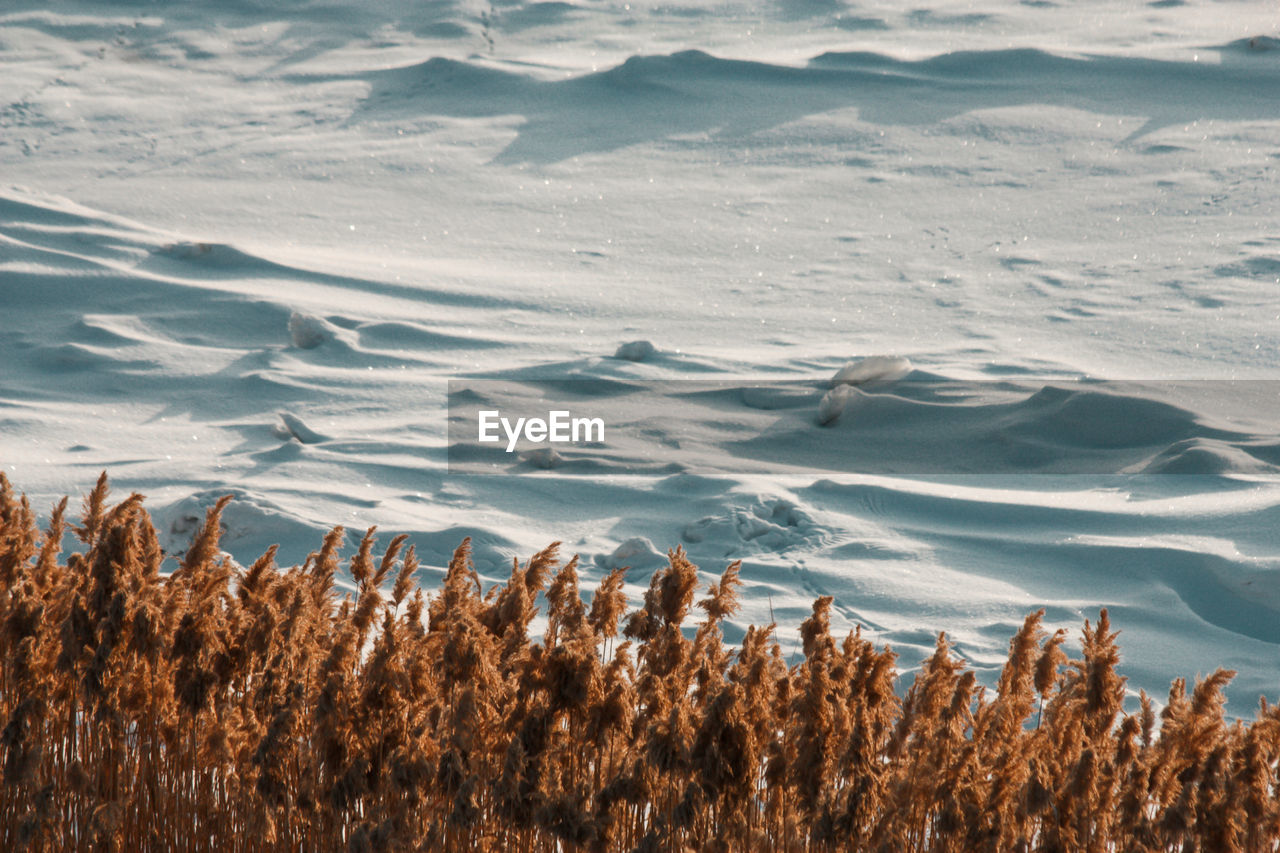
left=0, top=472, right=1275, bottom=851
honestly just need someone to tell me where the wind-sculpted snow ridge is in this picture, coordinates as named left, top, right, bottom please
left=350, top=46, right=1280, bottom=163
left=3, top=473, right=1280, bottom=852
left=0, top=185, right=527, bottom=563
left=448, top=374, right=1280, bottom=477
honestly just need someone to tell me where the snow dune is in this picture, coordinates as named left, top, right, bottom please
left=3, top=0, right=1280, bottom=711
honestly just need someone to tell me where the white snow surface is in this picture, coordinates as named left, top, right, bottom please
left=3, top=0, right=1280, bottom=710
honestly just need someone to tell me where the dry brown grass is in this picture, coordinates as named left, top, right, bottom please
left=1, top=472, right=1277, bottom=851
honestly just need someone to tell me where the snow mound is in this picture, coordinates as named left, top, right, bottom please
left=275, top=412, right=329, bottom=444
left=614, top=340, right=656, bottom=362
left=596, top=537, right=665, bottom=570
left=830, top=356, right=912, bottom=388
left=817, top=384, right=853, bottom=426
left=151, top=489, right=322, bottom=568
left=289, top=312, right=338, bottom=349
left=523, top=447, right=563, bottom=469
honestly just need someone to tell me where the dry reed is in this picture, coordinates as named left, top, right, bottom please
left=0, top=472, right=1276, bottom=851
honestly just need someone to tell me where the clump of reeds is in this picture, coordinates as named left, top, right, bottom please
left=0, top=472, right=1277, bottom=852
